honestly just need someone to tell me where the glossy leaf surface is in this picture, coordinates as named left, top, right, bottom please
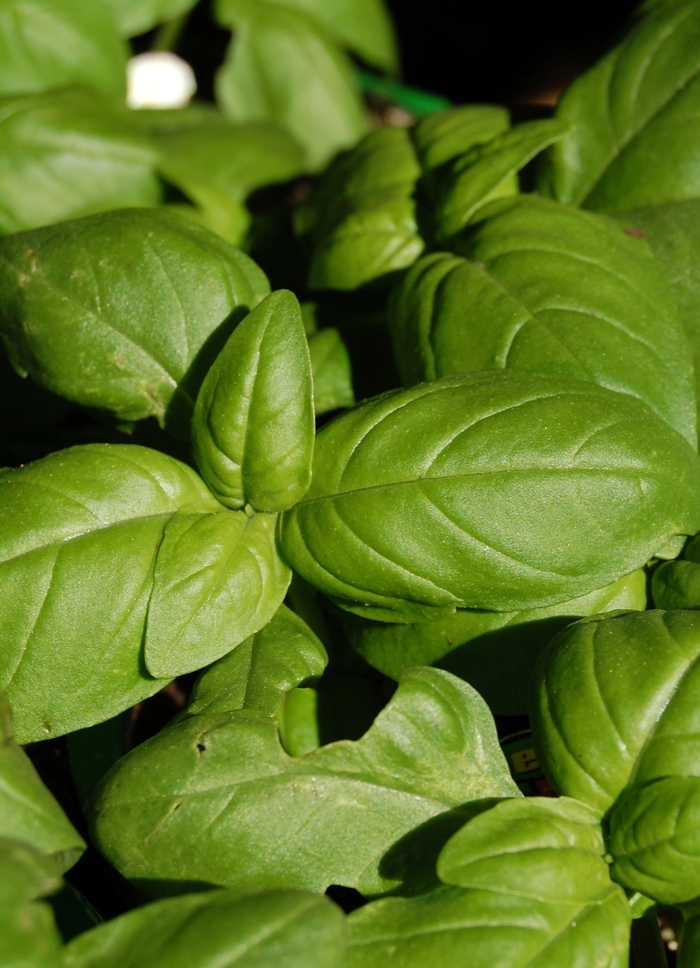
left=308, top=328, right=354, bottom=414
left=411, top=104, right=510, bottom=174
left=215, top=0, right=367, bottom=171
left=0, top=839, right=62, bottom=968
left=192, top=289, right=314, bottom=512
left=539, top=0, right=700, bottom=212
left=347, top=570, right=646, bottom=715
left=615, top=201, right=700, bottom=426
left=0, top=90, right=160, bottom=235
left=532, top=609, right=700, bottom=842
left=0, top=694, right=85, bottom=871
left=0, top=209, right=269, bottom=434
left=345, top=797, right=630, bottom=968
left=231, top=0, right=399, bottom=74
left=391, top=196, right=696, bottom=445
left=183, top=604, right=327, bottom=718
left=144, top=508, right=290, bottom=678
left=63, top=888, right=346, bottom=968
left=91, top=668, right=519, bottom=896
left=0, top=0, right=127, bottom=98
left=301, top=127, right=423, bottom=291
left=0, top=443, right=262, bottom=741
left=280, top=371, right=700, bottom=618
left=430, top=120, right=568, bottom=243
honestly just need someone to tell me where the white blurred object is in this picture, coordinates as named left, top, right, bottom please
left=127, top=52, right=196, bottom=110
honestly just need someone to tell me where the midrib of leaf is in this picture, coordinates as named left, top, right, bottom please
left=581, top=4, right=700, bottom=205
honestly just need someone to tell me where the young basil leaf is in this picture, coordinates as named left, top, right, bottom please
left=411, top=104, right=511, bottom=174
left=278, top=686, right=321, bottom=756
left=0, top=443, right=222, bottom=742
left=0, top=693, right=85, bottom=872
left=308, top=328, right=355, bottom=414
left=346, top=800, right=631, bottom=968
left=183, top=604, right=327, bottom=719
left=153, top=117, right=307, bottom=240
left=346, top=569, right=646, bottom=716
left=91, top=668, right=519, bottom=896
left=429, top=119, right=569, bottom=244
left=0, top=838, right=63, bottom=968
left=391, top=196, right=697, bottom=446
left=608, top=775, right=700, bottom=905
left=191, top=289, right=314, bottom=512
left=299, top=127, right=423, bottom=291
left=0, top=90, right=161, bottom=235
left=144, top=508, right=291, bottom=678
left=230, top=0, right=399, bottom=74
left=539, top=0, right=700, bottom=212
left=653, top=559, right=700, bottom=610
left=63, top=889, right=346, bottom=968
left=214, top=0, right=367, bottom=172
left=102, top=0, right=199, bottom=38
left=0, top=209, right=269, bottom=435
left=615, top=201, right=700, bottom=426
left=279, top=371, right=700, bottom=618
left=531, top=609, right=700, bottom=819
left=0, top=0, right=127, bottom=99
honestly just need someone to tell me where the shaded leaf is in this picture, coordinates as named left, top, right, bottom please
left=0, top=89, right=160, bottom=235
left=390, top=196, right=696, bottom=446
left=104, top=0, right=198, bottom=37
left=308, top=328, right=354, bottom=414
left=0, top=0, right=127, bottom=98
left=215, top=0, right=367, bottom=171
left=192, top=289, right=314, bottom=512
left=63, top=888, right=346, bottom=968
left=346, top=570, right=646, bottom=716
left=183, top=604, right=327, bottom=719
left=0, top=838, right=62, bottom=968
left=279, top=371, right=700, bottom=618
left=91, top=668, right=519, bottom=897
left=411, top=104, right=510, bottom=174
left=0, top=209, right=269, bottom=435
left=0, top=693, right=85, bottom=871
left=539, top=0, right=700, bottom=212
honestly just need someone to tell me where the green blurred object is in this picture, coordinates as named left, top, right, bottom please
left=356, top=69, right=451, bottom=117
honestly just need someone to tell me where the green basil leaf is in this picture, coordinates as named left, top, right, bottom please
left=228, top=0, right=399, bottom=75
left=91, top=668, right=519, bottom=896
left=0, top=209, right=269, bottom=435
left=144, top=509, right=291, bottom=678
left=411, top=104, right=510, bottom=174
left=279, top=371, right=700, bottom=618
left=0, top=89, right=161, bottom=235
left=608, top=775, right=700, bottom=905
left=48, top=882, right=102, bottom=944
left=539, top=0, right=700, bottom=212
left=153, top=117, right=307, bottom=231
left=346, top=569, right=646, bottom=716
left=278, top=686, right=321, bottom=756
left=215, top=0, right=367, bottom=171
left=0, top=693, right=85, bottom=871
left=63, top=889, right=346, bottom=968
left=653, top=535, right=700, bottom=608
left=103, top=0, right=198, bottom=37
left=615, top=202, right=700, bottom=427
left=430, top=119, right=568, bottom=243
left=0, top=838, right=62, bottom=968
left=183, top=604, right=327, bottom=719
left=308, top=328, right=354, bottom=414
left=391, top=196, right=696, bottom=446
left=346, top=797, right=631, bottom=968
left=0, top=443, right=222, bottom=742
left=192, top=289, right=314, bottom=512
left=680, top=914, right=700, bottom=967
left=0, top=0, right=127, bottom=98
left=531, top=609, right=700, bottom=818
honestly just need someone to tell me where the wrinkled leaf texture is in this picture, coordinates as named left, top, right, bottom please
left=280, top=370, right=700, bottom=619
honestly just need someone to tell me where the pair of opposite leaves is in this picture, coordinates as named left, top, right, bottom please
left=0, top=275, right=314, bottom=741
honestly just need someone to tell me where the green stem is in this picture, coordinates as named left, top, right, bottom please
left=630, top=911, right=668, bottom=968
left=150, top=11, right=191, bottom=54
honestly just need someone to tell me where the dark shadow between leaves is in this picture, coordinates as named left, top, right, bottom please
left=377, top=800, right=503, bottom=897
left=130, top=877, right=222, bottom=900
